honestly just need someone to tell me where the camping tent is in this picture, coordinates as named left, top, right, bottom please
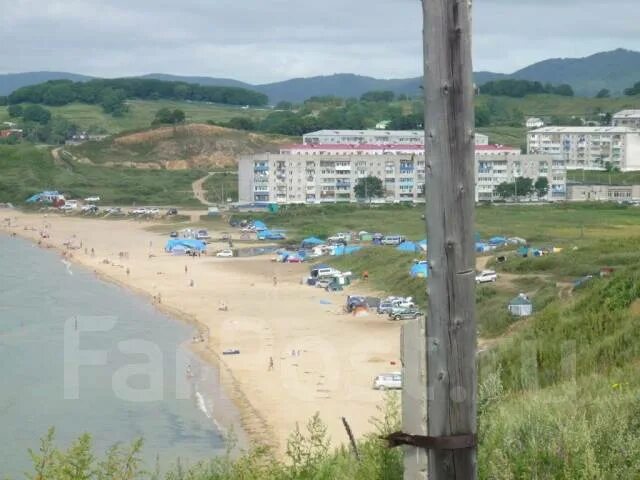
left=476, top=242, right=492, bottom=253
left=301, top=237, right=325, bottom=248
left=165, top=238, right=206, bottom=253
left=397, top=241, right=419, bottom=253
left=489, top=236, right=507, bottom=246
left=252, top=220, right=267, bottom=231
left=332, top=245, right=362, bottom=256
left=418, top=239, right=428, bottom=251
left=410, top=261, right=429, bottom=278
left=508, top=293, right=532, bottom=317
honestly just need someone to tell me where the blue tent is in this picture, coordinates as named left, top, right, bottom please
left=257, top=229, right=285, bottom=240
left=419, top=239, right=428, bottom=248
left=301, top=237, right=325, bottom=247
left=410, top=262, right=429, bottom=278
left=332, top=245, right=362, bottom=256
left=397, top=241, right=419, bottom=253
left=165, top=238, right=207, bottom=253
left=252, top=220, right=267, bottom=231
left=489, top=236, right=507, bottom=246
left=476, top=242, right=491, bottom=253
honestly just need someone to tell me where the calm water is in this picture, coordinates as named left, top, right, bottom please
left=0, top=234, right=245, bottom=477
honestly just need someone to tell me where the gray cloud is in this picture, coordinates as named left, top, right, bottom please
left=1, top=0, right=640, bottom=82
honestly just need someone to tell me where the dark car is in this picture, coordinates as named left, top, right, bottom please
left=167, top=208, right=178, bottom=216
left=170, top=231, right=178, bottom=238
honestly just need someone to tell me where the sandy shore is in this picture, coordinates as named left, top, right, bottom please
left=0, top=211, right=402, bottom=454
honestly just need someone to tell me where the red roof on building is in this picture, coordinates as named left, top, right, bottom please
left=281, top=143, right=519, bottom=152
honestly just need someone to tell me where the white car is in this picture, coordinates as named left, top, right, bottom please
left=147, top=208, right=160, bottom=215
left=59, top=203, right=77, bottom=211
left=84, top=196, right=100, bottom=202
left=476, top=270, right=498, bottom=284
left=216, top=249, right=234, bottom=258
left=196, top=229, right=211, bottom=240
left=373, top=372, right=402, bottom=391
left=81, top=204, right=97, bottom=212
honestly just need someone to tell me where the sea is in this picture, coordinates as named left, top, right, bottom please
left=0, top=233, right=246, bottom=477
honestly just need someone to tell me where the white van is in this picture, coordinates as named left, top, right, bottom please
left=372, top=372, right=402, bottom=390
left=381, top=235, right=405, bottom=246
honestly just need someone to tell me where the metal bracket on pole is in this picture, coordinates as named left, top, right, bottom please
left=384, top=432, right=477, bottom=450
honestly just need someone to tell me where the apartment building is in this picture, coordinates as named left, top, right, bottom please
left=302, top=129, right=489, bottom=146
left=527, top=126, right=640, bottom=171
left=612, top=110, right=640, bottom=129
left=476, top=152, right=566, bottom=202
left=238, top=145, right=565, bottom=204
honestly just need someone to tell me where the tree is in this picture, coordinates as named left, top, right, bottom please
left=360, top=90, right=395, bottom=102
left=515, top=177, right=534, bottom=198
left=152, top=108, right=184, bottom=126
left=495, top=182, right=515, bottom=199
left=534, top=177, right=549, bottom=199
left=595, top=89, right=611, bottom=99
left=354, top=176, right=383, bottom=201
left=0, top=96, right=7, bottom=106
left=275, top=101, right=294, bottom=111
left=474, top=105, right=491, bottom=127
left=226, top=116, right=256, bottom=131
left=8, top=104, right=23, bottom=118
left=624, top=81, right=640, bottom=96
left=22, top=104, right=51, bottom=124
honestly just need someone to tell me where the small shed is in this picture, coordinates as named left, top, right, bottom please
left=359, top=231, right=373, bottom=242
left=508, top=293, right=532, bottom=317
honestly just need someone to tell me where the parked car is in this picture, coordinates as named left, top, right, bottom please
left=389, top=307, right=423, bottom=321
left=315, top=278, right=333, bottom=289
left=475, top=270, right=498, bottom=284
left=196, top=229, right=211, bottom=240
left=84, top=196, right=101, bottom=203
left=166, top=208, right=178, bottom=216
left=373, top=372, right=402, bottom=391
left=147, top=208, right=160, bottom=215
left=130, top=207, right=147, bottom=215
left=169, top=231, right=179, bottom=238
left=105, top=207, right=122, bottom=215
left=59, top=203, right=76, bottom=211
left=81, top=204, right=99, bottom=214
left=381, top=235, right=405, bottom=246
left=216, top=249, right=234, bottom=258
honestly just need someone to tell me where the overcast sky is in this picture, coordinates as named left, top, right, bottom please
left=2, top=0, right=640, bottom=83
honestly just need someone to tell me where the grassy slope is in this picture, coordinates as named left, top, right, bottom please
left=203, top=170, right=239, bottom=203
left=0, top=145, right=203, bottom=205
left=568, top=169, right=640, bottom=185
left=0, top=100, right=269, bottom=135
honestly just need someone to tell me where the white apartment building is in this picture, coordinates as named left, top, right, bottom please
left=302, top=129, right=489, bottom=146
left=238, top=145, right=565, bottom=204
left=527, top=126, right=640, bottom=171
left=612, top=110, right=640, bottom=129
left=476, top=153, right=566, bottom=202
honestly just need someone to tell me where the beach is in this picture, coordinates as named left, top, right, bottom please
left=0, top=210, right=402, bottom=454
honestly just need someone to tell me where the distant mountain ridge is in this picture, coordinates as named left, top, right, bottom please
left=2, top=49, right=640, bottom=101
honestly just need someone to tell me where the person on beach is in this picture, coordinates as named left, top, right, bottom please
left=190, top=279, right=194, bottom=287
left=126, top=267, right=130, bottom=276
left=91, top=248, right=95, bottom=257
left=268, top=357, right=274, bottom=371
left=273, top=275, right=278, bottom=287
left=185, top=265, right=188, bottom=274
left=362, top=270, right=369, bottom=281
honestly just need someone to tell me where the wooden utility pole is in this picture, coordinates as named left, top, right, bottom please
left=423, top=0, right=477, bottom=478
